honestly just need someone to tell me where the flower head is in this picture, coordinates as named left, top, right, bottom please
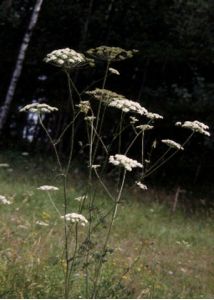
left=176, top=120, right=210, bottom=136
left=37, top=185, right=59, bottom=191
left=109, top=67, right=120, bottom=75
left=84, top=116, right=96, bottom=122
left=130, top=116, right=139, bottom=124
left=21, top=152, right=29, bottom=156
left=86, top=46, right=138, bottom=62
left=36, top=220, right=49, bottom=226
left=86, top=88, right=125, bottom=105
left=136, top=124, right=154, bottom=131
left=44, top=48, right=87, bottom=69
left=0, top=195, right=11, bottom=205
left=145, top=112, right=163, bottom=120
left=0, top=163, right=10, bottom=168
left=76, top=101, right=90, bottom=114
left=20, top=103, right=58, bottom=114
left=91, top=164, right=101, bottom=169
left=75, top=195, right=88, bottom=202
left=161, top=139, right=184, bottom=150
left=61, top=213, right=88, bottom=226
left=108, top=99, right=148, bottom=115
left=136, top=182, right=148, bottom=190
left=109, top=154, right=143, bottom=171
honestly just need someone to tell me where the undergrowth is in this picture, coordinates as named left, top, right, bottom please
left=0, top=152, right=213, bottom=298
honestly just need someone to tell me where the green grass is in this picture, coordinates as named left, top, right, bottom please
left=0, top=151, right=214, bottom=298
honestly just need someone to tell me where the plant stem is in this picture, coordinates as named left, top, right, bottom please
left=92, top=169, right=126, bottom=298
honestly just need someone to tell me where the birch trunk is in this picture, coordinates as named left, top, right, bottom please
left=0, top=0, right=44, bottom=133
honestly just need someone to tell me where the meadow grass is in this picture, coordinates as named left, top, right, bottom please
left=0, top=151, right=213, bottom=298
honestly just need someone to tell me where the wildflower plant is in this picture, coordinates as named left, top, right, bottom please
left=20, top=45, right=211, bottom=298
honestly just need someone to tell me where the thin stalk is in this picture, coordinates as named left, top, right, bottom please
left=39, top=115, right=62, bottom=171
left=116, top=112, right=124, bottom=191
left=85, top=118, right=95, bottom=298
left=145, top=148, right=171, bottom=174
left=63, top=174, right=70, bottom=299
left=92, top=60, right=110, bottom=163
left=143, top=132, right=194, bottom=179
left=65, top=72, right=77, bottom=175
left=92, top=169, right=126, bottom=298
left=91, top=124, right=109, bottom=155
left=39, top=114, right=69, bottom=298
left=80, top=76, right=106, bottom=95
left=141, top=130, right=145, bottom=176
left=69, top=76, right=83, bottom=103
left=111, top=241, right=144, bottom=293
left=47, top=192, right=61, bottom=217
left=125, top=129, right=142, bottom=155
left=55, top=112, right=80, bottom=145
left=63, top=71, right=79, bottom=298
left=94, top=168, right=114, bottom=202
left=95, top=60, right=110, bottom=131
left=67, top=224, right=79, bottom=291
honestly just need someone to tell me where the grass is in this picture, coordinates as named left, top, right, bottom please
left=0, top=150, right=214, bottom=298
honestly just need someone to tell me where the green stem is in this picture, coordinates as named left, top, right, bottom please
left=92, top=169, right=126, bottom=298
left=143, top=132, right=194, bottom=179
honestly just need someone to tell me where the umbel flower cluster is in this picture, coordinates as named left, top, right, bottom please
left=86, top=88, right=126, bottom=105
left=0, top=195, right=11, bottom=205
left=0, top=163, right=10, bottom=168
left=161, top=139, right=184, bottom=150
left=145, top=112, right=163, bottom=120
left=136, top=124, right=154, bottom=131
left=136, top=181, right=148, bottom=190
left=109, top=154, right=143, bottom=171
left=86, top=88, right=163, bottom=119
left=76, top=101, right=91, bottom=114
left=108, top=98, right=148, bottom=115
left=176, top=120, right=210, bottom=136
left=44, top=48, right=87, bottom=69
left=61, top=213, right=88, bottom=227
left=37, top=185, right=59, bottom=191
left=20, top=103, right=58, bottom=114
left=86, top=45, right=138, bottom=62
left=109, top=67, right=120, bottom=75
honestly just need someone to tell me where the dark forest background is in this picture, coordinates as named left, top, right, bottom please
left=0, top=0, right=213, bottom=199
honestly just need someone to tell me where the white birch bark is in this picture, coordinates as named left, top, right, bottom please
left=0, top=0, right=44, bottom=133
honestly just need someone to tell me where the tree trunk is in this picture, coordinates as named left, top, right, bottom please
left=0, top=0, right=44, bottom=134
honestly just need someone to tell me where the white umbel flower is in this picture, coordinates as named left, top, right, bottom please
left=0, top=163, right=10, bottom=168
left=109, top=154, right=143, bottom=171
left=44, top=48, right=86, bottom=69
left=84, top=116, right=96, bottom=122
left=161, top=139, right=184, bottom=150
left=109, top=67, right=120, bottom=75
left=108, top=99, right=148, bottom=115
left=86, top=88, right=126, bottom=105
left=75, top=195, right=88, bottom=202
left=36, top=220, right=49, bottom=226
left=136, top=182, right=148, bottom=190
left=0, top=195, right=11, bottom=205
left=61, top=213, right=88, bottom=226
left=20, top=103, right=58, bottom=114
left=76, top=101, right=90, bottom=114
left=129, top=116, right=139, bottom=124
left=176, top=120, right=210, bottom=136
left=37, top=185, right=59, bottom=191
left=136, top=124, right=154, bottom=131
left=145, top=112, right=163, bottom=120
left=91, top=164, right=101, bottom=169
